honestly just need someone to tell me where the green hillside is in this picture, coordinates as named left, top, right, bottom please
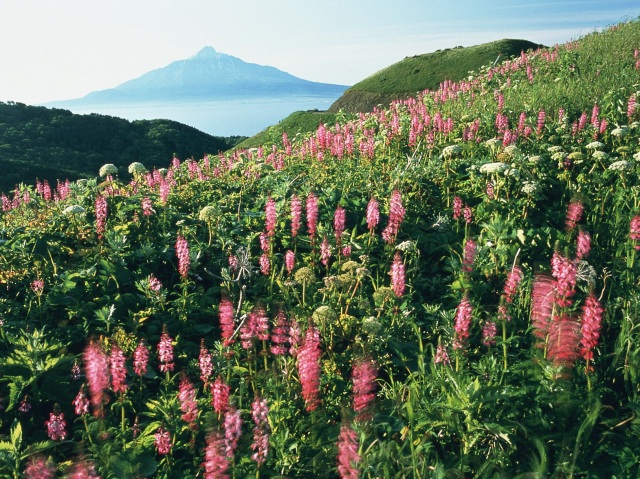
left=237, top=38, right=542, bottom=149
left=0, top=102, right=246, bottom=193
left=328, top=38, right=543, bottom=113
left=2, top=20, right=640, bottom=479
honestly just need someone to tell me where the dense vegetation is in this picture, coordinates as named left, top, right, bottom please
left=0, top=102, right=245, bottom=194
left=1, top=19, right=640, bottom=479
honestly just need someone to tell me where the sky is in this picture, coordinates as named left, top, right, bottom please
left=1, top=0, right=639, bottom=105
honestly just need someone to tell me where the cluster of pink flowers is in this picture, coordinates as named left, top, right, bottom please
left=219, top=296, right=236, bottom=347
left=580, top=293, right=604, bottom=362
left=290, top=194, right=303, bottom=237
left=551, top=251, right=578, bottom=307
left=224, top=407, right=243, bottom=458
left=576, top=230, right=591, bottom=260
left=148, top=274, right=163, bottom=294
left=453, top=296, right=473, bottom=349
left=382, top=190, right=405, bottom=243
left=175, top=235, right=190, bottom=278
left=133, top=340, right=150, bottom=376
left=462, top=238, right=477, bottom=273
left=285, top=249, right=295, bottom=274
left=211, top=376, right=230, bottom=415
left=141, top=196, right=154, bottom=216
left=482, top=321, right=497, bottom=347
left=352, top=357, right=378, bottom=422
left=297, top=325, right=322, bottom=411
left=250, top=397, right=270, bottom=464
left=94, top=194, right=108, bottom=238
left=334, top=205, right=346, bottom=246
left=565, top=200, right=584, bottom=231
left=240, top=306, right=270, bottom=349
left=336, top=424, right=360, bottom=479
left=73, top=386, right=90, bottom=416
left=157, top=327, right=175, bottom=373
left=203, top=432, right=230, bottom=479
left=434, top=343, right=451, bottom=366
left=306, top=192, right=319, bottom=239
left=265, top=197, right=277, bottom=237
left=110, top=343, right=128, bottom=394
left=83, top=341, right=110, bottom=417
left=630, top=215, right=640, bottom=250
left=24, top=456, right=55, bottom=479
left=390, top=252, right=405, bottom=297
left=199, top=341, right=213, bottom=385
left=45, top=411, right=67, bottom=441
left=270, top=310, right=290, bottom=355
left=155, top=426, right=172, bottom=455
left=178, top=374, right=199, bottom=428
left=366, top=197, right=379, bottom=230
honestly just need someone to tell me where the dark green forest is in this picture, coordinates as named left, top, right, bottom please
left=0, top=102, right=245, bottom=193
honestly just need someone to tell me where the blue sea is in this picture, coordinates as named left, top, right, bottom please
left=62, top=95, right=341, bottom=137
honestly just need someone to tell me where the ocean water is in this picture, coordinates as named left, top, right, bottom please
left=63, top=95, right=341, bottom=137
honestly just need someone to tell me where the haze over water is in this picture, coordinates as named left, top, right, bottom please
left=50, top=95, right=341, bottom=137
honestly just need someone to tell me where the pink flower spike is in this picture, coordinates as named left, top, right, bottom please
left=336, top=423, right=360, bottom=479
left=157, top=326, right=175, bottom=373
left=175, top=235, right=190, bottom=278
left=110, top=343, right=128, bottom=394
left=352, top=357, right=378, bottom=422
left=366, top=197, right=379, bottom=230
left=133, top=340, right=150, bottom=376
left=580, top=293, right=604, bottom=362
left=334, top=205, right=346, bottom=246
left=297, top=325, right=322, bottom=411
left=453, top=296, right=473, bottom=350
left=83, top=340, right=110, bottom=418
left=154, top=426, right=172, bottom=455
left=45, top=411, right=67, bottom=441
left=24, top=456, right=55, bottom=479
left=390, top=252, right=405, bottom=298
left=203, top=431, right=230, bottom=479
left=219, top=296, right=236, bottom=347
left=265, top=197, right=277, bottom=237
left=211, top=376, right=231, bottom=415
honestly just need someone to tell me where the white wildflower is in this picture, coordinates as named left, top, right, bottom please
left=521, top=181, right=539, bottom=195
left=503, top=145, right=520, bottom=157
left=63, top=205, right=86, bottom=216
left=528, top=155, right=541, bottom=164
left=99, top=164, right=118, bottom=177
left=479, top=162, right=508, bottom=174
left=586, top=141, right=605, bottom=150
left=633, top=152, right=640, bottom=162
left=504, top=168, right=520, bottom=179
left=442, top=145, right=462, bottom=158
left=592, top=150, right=610, bottom=161
left=128, top=162, right=147, bottom=176
left=608, top=160, right=631, bottom=171
left=547, top=145, right=564, bottom=154
left=611, top=126, right=629, bottom=138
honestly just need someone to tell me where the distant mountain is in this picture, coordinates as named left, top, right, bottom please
left=46, top=47, right=349, bottom=106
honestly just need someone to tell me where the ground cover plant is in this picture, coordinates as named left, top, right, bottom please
left=1, top=19, right=640, bottom=479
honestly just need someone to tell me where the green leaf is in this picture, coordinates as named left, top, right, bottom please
left=10, top=422, right=21, bottom=451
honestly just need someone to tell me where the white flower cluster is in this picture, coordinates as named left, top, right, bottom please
left=592, top=151, right=610, bottom=161
left=63, top=205, right=86, bottom=216
left=128, top=162, right=147, bottom=176
left=608, top=160, right=631, bottom=171
left=442, top=145, right=462, bottom=158
left=586, top=141, right=605, bottom=150
left=479, top=162, right=508, bottom=174
left=504, top=168, right=520, bottom=179
left=633, top=151, right=640, bottom=162
left=503, top=145, right=520, bottom=157
left=99, top=163, right=118, bottom=177
left=528, top=155, right=542, bottom=164
left=396, top=240, right=417, bottom=253
left=521, top=181, right=539, bottom=195
left=611, top=126, right=629, bottom=138
left=547, top=145, right=565, bottom=154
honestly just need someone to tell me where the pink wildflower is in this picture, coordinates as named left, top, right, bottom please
left=175, top=235, right=190, bottom=278
left=486, top=182, right=494, bottom=199
left=259, top=232, right=270, bottom=252
left=199, top=341, right=213, bottom=385
left=290, top=194, right=303, bottom=237
left=434, top=343, right=451, bottom=366
left=154, top=426, right=172, bottom=455
left=73, top=386, right=90, bottom=416
left=270, top=310, right=290, bottom=355
left=24, top=456, right=55, bottom=479
left=83, top=341, right=110, bottom=417
left=288, top=320, right=302, bottom=357
left=219, top=296, right=236, bottom=347
left=366, top=197, right=379, bottom=230
left=110, top=343, right=128, bottom=394
left=224, top=407, right=243, bottom=458
left=576, top=230, right=591, bottom=260
left=334, top=205, right=346, bottom=246
left=565, top=200, right=584, bottom=231
left=382, top=190, right=406, bottom=243
left=297, top=325, right=322, bottom=411
left=389, top=252, right=405, bottom=297
left=352, top=357, right=378, bottom=422
left=211, top=376, right=230, bottom=415
left=95, top=194, right=108, bottom=238
left=157, top=327, right=175, bottom=373
left=67, top=458, right=100, bottom=479
left=462, top=238, right=477, bottom=273
left=547, top=315, right=581, bottom=367
left=133, top=340, right=149, bottom=376
left=453, top=196, right=463, bottom=220
left=251, top=397, right=270, bottom=464
left=503, top=265, right=523, bottom=303
left=203, top=432, right=230, bottom=479
left=580, top=293, right=604, bottom=362
left=453, top=296, right=473, bottom=350
left=31, top=279, right=44, bottom=295
left=265, top=197, right=277, bottom=237
left=320, top=236, right=332, bottom=266
left=141, top=196, right=154, bottom=216
left=630, top=215, right=640, bottom=250
left=148, top=274, right=163, bottom=294
left=482, top=321, right=497, bottom=347
left=178, top=374, right=199, bottom=428
left=551, top=251, right=577, bottom=307
left=285, top=250, right=295, bottom=274
left=259, top=253, right=270, bottom=275
left=45, top=411, right=67, bottom=441
left=463, top=206, right=473, bottom=224
left=336, top=424, right=360, bottom=479
left=306, top=192, right=319, bottom=239
left=531, top=274, right=555, bottom=344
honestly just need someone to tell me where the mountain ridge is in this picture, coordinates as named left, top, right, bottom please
left=45, top=46, right=349, bottom=106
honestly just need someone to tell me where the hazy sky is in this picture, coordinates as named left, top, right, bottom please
left=1, top=0, right=639, bottom=105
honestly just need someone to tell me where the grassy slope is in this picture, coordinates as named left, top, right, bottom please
left=237, top=39, right=542, bottom=149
